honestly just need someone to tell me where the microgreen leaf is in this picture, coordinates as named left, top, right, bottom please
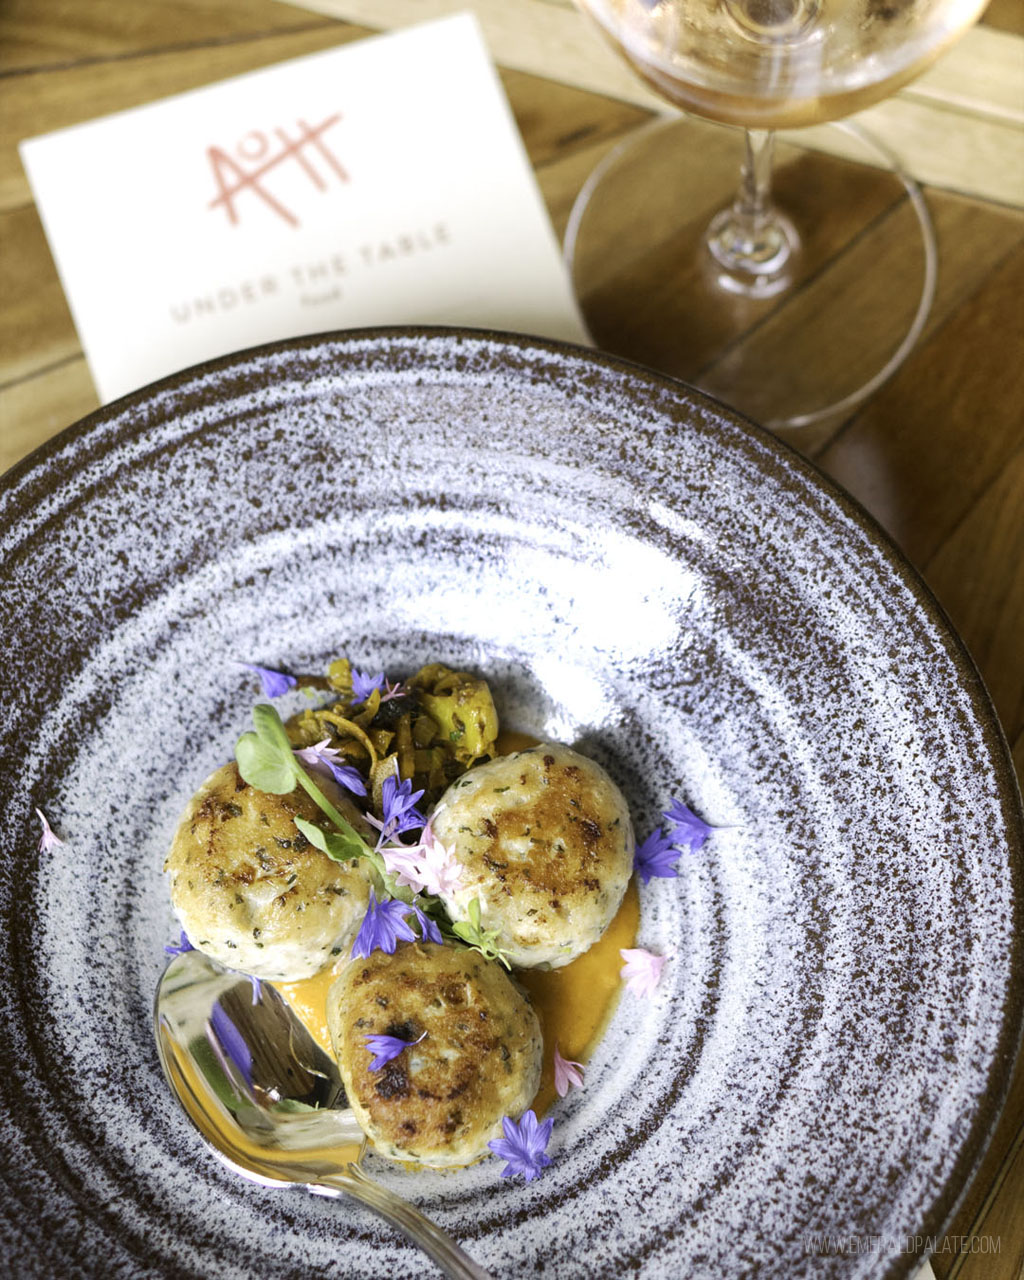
left=294, top=815, right=367, bottom=865
left=451, top=898, right=511, bottom=969
left=235, top=731, right=297, bottom=794
left=252, top=702, right=296, bottom=756
left=270, top=1098, right=321, bottom=1114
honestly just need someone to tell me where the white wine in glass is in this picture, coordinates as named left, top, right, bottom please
left=568, top=0, right=990, bottom=429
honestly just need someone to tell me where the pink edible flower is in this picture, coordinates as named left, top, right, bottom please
left=619, top=947, right=667, bottom=997
left=35, top=808, right=66, bottom=853
left=553, top=1044, right=585, bottom=1098
left=380, top=809, right=465, bottom=897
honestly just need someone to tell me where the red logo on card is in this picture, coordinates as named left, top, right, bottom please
left=207, top=115, right=349, bottom=228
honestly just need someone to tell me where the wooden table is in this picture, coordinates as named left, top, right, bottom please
left=1, top=2, right=1021, bottom=1276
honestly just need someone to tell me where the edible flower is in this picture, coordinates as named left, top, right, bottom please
left=164, top=930, right=194, bottom=957
left=35, top=807, right=66, bottom=853
left=662, top=797, right=713, bottom=854
left=351, top=889, right=441, bottom=958
left=619, top=947, right=668, bottom=997
left=633, top=827, right=681, bottom=884
left=553, top=1044, right=585, bottom=1098
left=238, top=662, right=297, bottom=699
left=488, top=1110, right=554, bottom=1182
left=409, top=901, right=443, bottom=945
left=364, top=767, right=426, bottom=849
left=209, top=1002, right=253, bottom=1088
left=294, top=738, right=367, bottom=797
left=351, top=668, right=385, bottom=702
left=363, top=1029, right=427, bottom=1071
left=381, top=820, right=465, bottom=897
left=351, top=668, right=406, bottom=704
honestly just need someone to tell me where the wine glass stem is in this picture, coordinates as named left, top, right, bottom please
left=737, top=128, right=775, bottom=231
left=706, top=128, right=799, bottom=297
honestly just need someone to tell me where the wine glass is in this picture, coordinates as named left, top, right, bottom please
left=566, top=0, right=990, bottom=431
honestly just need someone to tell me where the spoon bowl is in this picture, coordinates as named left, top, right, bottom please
left=154, top=950, right=493, bottom=1280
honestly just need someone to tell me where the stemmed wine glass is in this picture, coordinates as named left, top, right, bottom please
left=566, top=0, right=990, bottom=430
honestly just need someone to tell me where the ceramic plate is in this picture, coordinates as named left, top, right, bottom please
left=1, top=329, right=1021, bottom=1279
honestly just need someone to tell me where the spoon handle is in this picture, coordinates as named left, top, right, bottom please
left=316, top=1163, right=495, bottom=1280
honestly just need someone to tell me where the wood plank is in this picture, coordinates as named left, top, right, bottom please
left=778, top=99, right=1024, bottom=209
left=0, top=359, right=97, bottom=476
left=0, top=0, right=325, bottom=73
left=816, top=239, right=1024, bottom=571
left=278, top=0, right=1024, bottom=205
left=0, top=22, right=364, bottom=213
left=500, top=67, right=651, bottom=176
left=923, top=446, right=1024, bottom=749
left=903, top=23, right=1024, bottom=124
left=982, top=0, right=1024, bottom=36
left=0, top=203, right=81, bottom=386
left=934, top=1083, right=1024, bottom=1279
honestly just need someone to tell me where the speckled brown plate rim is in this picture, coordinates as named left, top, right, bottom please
left=2, top=324, right=1022, bottom=1278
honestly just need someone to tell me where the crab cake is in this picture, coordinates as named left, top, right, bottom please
left=328, top=941, right=542, bottom=1167
left=431, top=742, right=634, bottom=969
left=165, top=761, right=372, bottom=981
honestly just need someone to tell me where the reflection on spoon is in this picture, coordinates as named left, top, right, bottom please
left=153, top=949, right=493, bottom=1280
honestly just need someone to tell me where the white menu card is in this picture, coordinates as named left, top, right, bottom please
left=20, top=13, right=588, bottom=403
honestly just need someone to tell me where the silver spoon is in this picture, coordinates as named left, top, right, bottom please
left=154, top=949, right=494, bottom=1280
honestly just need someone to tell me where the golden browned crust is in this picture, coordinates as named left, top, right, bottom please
left=328, top=942, right=542, bottom=1167
left=432, top=743, right=635, bottom=968
left=164, top=761, right=372, bottom=980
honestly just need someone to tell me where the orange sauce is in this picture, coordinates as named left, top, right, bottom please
left=518, top=879, right=638, bottom=1114
left=274, top=967, right=338, bottom=1058
left=273, top=727, right=639, bottom=1117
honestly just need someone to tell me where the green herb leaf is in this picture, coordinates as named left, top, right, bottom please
left=270, top=1098, right=320, bottom=1114
left=294, top=815, right=367, bottom=865
left=451, top=898, right=511, bottom=969
left=252, top=702, right=296, bottom=755
left=235, top=731, right=297, bottom=794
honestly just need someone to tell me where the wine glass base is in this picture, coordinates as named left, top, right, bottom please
left=563, top=115, right=937, bottom=433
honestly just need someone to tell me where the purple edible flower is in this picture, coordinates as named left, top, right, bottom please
left=239, top=662, right=297, bottom=698
left=363, top=1029, right=427, bottom=1071
left=164, top=930, right=195, bottom=957
left=409, top=902, right=443, bottom=945
left=633, top=827, right=681, bottom=884
left=365, top=768, right=426, bottom=849
left=351, top=889, right=419, bottom=958
left=351, top=891, right=444, bottom=958
left=351, top=668, right=386, bottom=703
left=662, top=798, right=713, bottom=854
left=382, top=771, right=426, bottom=835
left=209, top=1002, right=253, bottom=1088
left=488, top=1110, right=554, bottom=1182
left=351, top=668, right=406, bottom=705
left=294, top=738, right=367, bottom=797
